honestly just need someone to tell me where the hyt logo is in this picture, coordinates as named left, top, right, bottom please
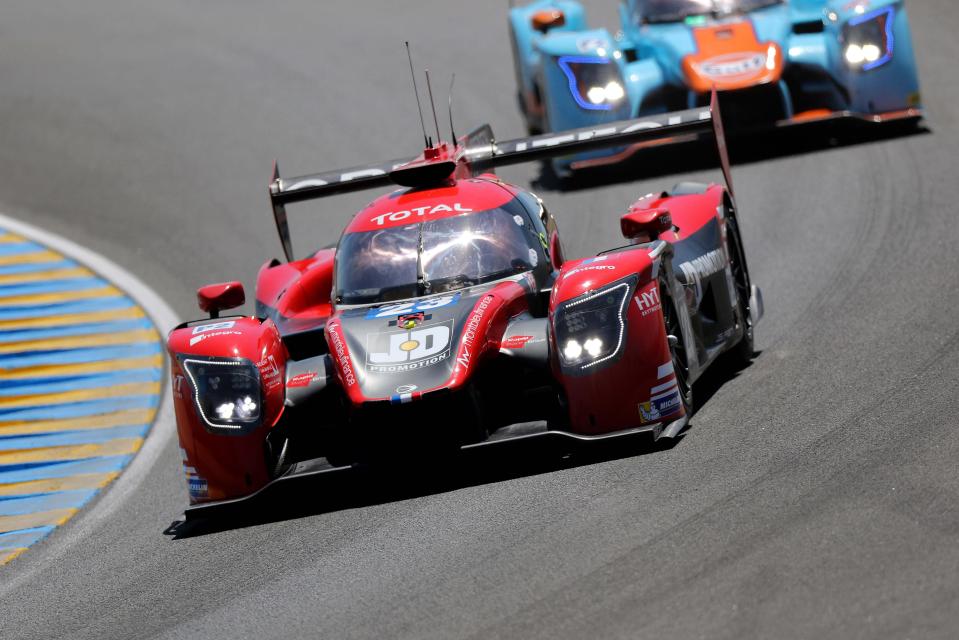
left=367, top=320, right=453, bottom=373
left=636, top=284, right=661, bottom=317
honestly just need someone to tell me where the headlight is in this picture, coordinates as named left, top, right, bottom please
left=182, top=357, right=263, bottom=433
left=843, top=6, right=895, bottom=71
left=554, top=275, right=636, bottom=374
left=557, top=56, right=626, bottom=111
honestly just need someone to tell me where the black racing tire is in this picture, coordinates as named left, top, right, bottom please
left=725, top=214, right=755, bottom=367
left=661, top=285, right=694, bottom=417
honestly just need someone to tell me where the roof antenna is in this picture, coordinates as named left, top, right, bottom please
left=405, top=42, right=430, bottom=149
left=425, top=69, right=442, bottom=146
left=448, top=74, right=458, bottom=143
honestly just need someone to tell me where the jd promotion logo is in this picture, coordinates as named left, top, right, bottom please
left=366, top=320, right=454, bottom=373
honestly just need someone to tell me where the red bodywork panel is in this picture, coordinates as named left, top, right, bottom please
left=168, top=317, right=288, bottom=503
left=256, top=249, right=335, bottom=324
left=550, top=248, right=677, bottom=434
left=444, top=280, right=528, bottom=391
left=627, top=184, right=726, bottom=244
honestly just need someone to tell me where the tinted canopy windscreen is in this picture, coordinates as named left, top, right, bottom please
left=335, top=206, right=538, bottom=305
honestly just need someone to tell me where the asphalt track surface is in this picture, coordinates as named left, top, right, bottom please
left=1, top=1, right=958, bottom=638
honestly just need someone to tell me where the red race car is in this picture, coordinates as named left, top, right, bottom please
left=168, top=91, right=763, bottom=516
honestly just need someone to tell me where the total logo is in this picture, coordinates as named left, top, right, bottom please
left=367, top=320, right=454, bottom=373
left=369, top=203, right=472, bottom=227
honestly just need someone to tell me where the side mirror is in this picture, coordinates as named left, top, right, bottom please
left=621, top=207, right=673, bottom=243
left=532, top=9, right=565, bottom=33
left=197, top=281, right=245, bottom=319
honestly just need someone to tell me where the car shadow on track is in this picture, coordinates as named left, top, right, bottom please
left=162, top=435, right=678, bottom=540
left=163, top=354, right=758, bottom=541
left=532, top=120, right=931, bottom=193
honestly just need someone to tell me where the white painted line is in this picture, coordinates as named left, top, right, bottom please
left=0, top=211, right=179, bottom=590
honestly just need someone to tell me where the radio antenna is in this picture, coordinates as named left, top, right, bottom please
left=425, top=69, right=442, bottom=146
left=448, top=74, right=458, bottom=143
left=405, top=42, right=430, bottom=148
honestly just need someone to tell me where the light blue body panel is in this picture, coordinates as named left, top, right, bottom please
left=509, top=0, right=922, bottom=174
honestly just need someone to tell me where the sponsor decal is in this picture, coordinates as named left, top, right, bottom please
left=327, top=322, right=356, bottom=386
left=635, top=283, right=662, bottom=317
left=366, top=293, right=460, bottom=319
left=501, top=335, right=534, bottom=350
left=367, top=320, right=454, bottom=373
left=287, top=371, right=317, bottom=388
left=528, top=248, right=539, bottom=268
left=696, top=53, right=767, bottom=79
left=390, top=393, right=414, bottom=405
left=395, top=384, right=417, bottom=394
left=577, top=36, right=609, bottom=53
left=369, top=203, right=472, bottom=227
left=189, top=330, right=242, bottom=346
left=186, top=470, right=209, bottom=500
left=678, top=248, right=726, bottom=305
left=566, top=264, right=616, bottom=277
left=256, top=355, right=282, bottom=390
left=457, top=295, right=494, bottom=369
left=188, top=476, right=209, bottom=500
left=192, top=321, right=236, bottom=335
left=638, top=390, right=682, bottom=424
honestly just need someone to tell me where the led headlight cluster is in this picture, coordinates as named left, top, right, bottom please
left=843, top=6, right=895, bottom=71
left=182, top=357, right=263, bottom=433
left=554, top=275, right=636, bottom=374
left=557, top=56, right=626, bottom=111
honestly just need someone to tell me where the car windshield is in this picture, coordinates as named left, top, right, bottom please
left=335, top=205, right=538, bottom=305
left=632, top=0, right=782, bottom=24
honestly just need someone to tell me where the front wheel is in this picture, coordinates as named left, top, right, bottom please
left=661, top=287, right=693, bottom=418
left=725, top=215, right=755, bottom=367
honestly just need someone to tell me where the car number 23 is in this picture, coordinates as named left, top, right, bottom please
left=366, top=293, right=461, bottom=319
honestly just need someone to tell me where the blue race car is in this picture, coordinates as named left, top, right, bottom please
left=509, top=0, right=923, bottom=175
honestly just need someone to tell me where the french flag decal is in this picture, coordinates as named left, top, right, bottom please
left=390, top=392, right=416, bottom=405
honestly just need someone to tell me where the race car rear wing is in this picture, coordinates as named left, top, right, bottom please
left=270, top=90, right=733, bottom=262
